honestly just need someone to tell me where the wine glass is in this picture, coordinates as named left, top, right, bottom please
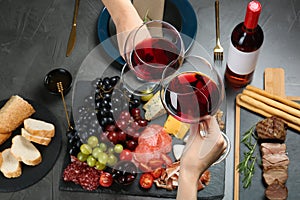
left=160, top=55, right=230, bottom=164
left=121, top=20, right=185, bottom=96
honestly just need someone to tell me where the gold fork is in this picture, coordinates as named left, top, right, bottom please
left=213, top=0, right=224, bottom=62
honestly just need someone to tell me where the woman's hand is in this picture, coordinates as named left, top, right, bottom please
left=101, top=0, right=143, bottom=57
left=177, top=116, right=227, bottom=200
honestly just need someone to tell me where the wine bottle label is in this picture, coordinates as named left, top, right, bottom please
left=227, top=42, right=260, bottom=75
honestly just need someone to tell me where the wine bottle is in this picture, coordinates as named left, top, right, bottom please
left=225, top=0, right=264, bottom=88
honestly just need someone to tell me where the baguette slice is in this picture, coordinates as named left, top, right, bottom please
left=0, top=95, right=35, bottom=134
left=0, top=148, right=22, bottom=178
left=21, top=128, right=51, bottom=146
left=11, top=135, right=42, bottom=166
left=24, top=118, right=55, bottom=138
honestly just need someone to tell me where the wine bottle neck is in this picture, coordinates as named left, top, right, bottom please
left=244, top=1, right=261, bottom=29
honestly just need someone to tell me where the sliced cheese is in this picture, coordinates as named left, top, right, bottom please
left=143, top=91, right=166, bottom=120
left=163, top=115, right=190, bottom=139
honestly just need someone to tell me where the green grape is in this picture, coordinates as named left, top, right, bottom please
left=107, top=153, right=118, bottom=166
left=92, top=147, right=103, bottom=158
left=107, top=147, right=114, bottom=154
left=77, top=152, right=88, bottom=162
left=95, top=161, right=106, bottom=170
left=97, top=152, right=108, bottom=165
left=80, top=144, right=92, bottom=155
left=99, top=142, right=108, bottom=152
left=114, top=144, right=123, bottom=154
left=87, top=155, right=97, bottom=167
left=87, top=136, right=99, bottom=148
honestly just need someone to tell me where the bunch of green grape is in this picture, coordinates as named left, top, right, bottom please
left=77, top=135, right=124, bottom=170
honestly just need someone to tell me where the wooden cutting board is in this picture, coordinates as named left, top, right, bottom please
left=233, top=68, right=300, bottom=200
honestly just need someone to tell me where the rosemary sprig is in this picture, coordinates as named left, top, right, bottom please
left=238, top=125, right=258, bottom=188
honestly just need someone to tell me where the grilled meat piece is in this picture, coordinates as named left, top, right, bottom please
left=256, top=116, right=287, bottom=141
left=265, top=179, right=288, bottom=200
left=263, top=166, right=288, bottom=185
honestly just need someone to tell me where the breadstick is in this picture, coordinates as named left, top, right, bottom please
left=236, top=94, right=300, bottom=132
left=246, top=85, right=300, bottom=110
left=243, top=89, right=300, bottom=117
left=240, top=94, right=300, bottom=126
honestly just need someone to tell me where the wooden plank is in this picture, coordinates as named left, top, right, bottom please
left=264, top=68, right=286, bottom=97
left=233, top=101, right=241, bottom=200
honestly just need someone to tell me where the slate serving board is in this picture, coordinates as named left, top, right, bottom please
left=59, top=65, right=226, bottom=199
left=237, top=105, right=300, bottom=200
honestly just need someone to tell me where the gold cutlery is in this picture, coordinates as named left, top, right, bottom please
left=213, top=0, right=224, bottom=62
left=66, top=0, right=80, bottom=57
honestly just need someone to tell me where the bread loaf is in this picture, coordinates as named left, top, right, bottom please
left=10, top=135, right=42, bottom=166
left=0, top=95, right=35, bottom=134
left=24, top=118, right=55, bottom=138
left=21, top=128, right=51, bottom=146
left=0, top=148, right=22, bottom=178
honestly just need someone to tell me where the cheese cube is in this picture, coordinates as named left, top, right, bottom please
left=163, top=115, right=190, bottom=139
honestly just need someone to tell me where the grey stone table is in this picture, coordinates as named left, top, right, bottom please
left=0, top=0, right=299, bottom=199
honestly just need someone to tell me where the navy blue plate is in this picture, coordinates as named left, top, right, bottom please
left=97, top=0, right=197, bottom=65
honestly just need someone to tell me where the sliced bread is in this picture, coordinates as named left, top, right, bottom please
left=0, top=95, right=35, bottom=134
left=11, top=135, right=42, bottom=166
left=21, top=128, right=51, bottom=146
left=24, top=118, right=55, bottom=138
left=0, top=148, right=22, bottom=178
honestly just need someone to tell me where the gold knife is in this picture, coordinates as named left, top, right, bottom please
left=66, top=0, right=80, bottom=57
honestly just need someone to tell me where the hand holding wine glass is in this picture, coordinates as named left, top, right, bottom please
left=121, top=20, right=185, bottom=96
left=160, top=55, right=230, bottom=163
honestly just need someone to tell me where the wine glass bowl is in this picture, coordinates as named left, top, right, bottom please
left=160, top=55, right=230, bottom=164
left=160, top=55, right=224, bottom=123
left=121, top=20, right=185, bottom=96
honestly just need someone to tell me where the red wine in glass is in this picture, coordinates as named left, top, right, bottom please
left=130, top=38, right=182, bottom=82
left=163, top=71, right=222, bottom=123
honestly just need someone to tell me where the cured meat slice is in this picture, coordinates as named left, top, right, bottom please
left=265, top=179, right=288, bottom=200
left=261, top=143, right=286, bottom=156
left=134, top=124, right=172, bottom=164
left=256, top=116, right=287, bottom=141
left=263, top=166, right=288, bottom=185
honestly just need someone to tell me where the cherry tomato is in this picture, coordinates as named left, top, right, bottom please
left=139, top=173, right=154, bottom=189
left=119, top=149, right=133, bottom=161
left=99, top=172, right=113, bottom=188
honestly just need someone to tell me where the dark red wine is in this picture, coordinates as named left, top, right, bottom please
left=130, top=38, right=182, bottom=82
left=163, top=72, right=221, bottom=123
left=225, top=1, right=264, bottom=88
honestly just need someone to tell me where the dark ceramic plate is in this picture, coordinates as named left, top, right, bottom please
left=0, top=99, right=62, bottom=192
left=97, top=0, right=197, bottom=65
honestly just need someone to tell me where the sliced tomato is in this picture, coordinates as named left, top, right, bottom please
left=99, top=172, right=113, bottom=188
left=139, top=173, right=154, bottom=189
left=151, top=167, right=164, bottom=179
left=119, top=149, right=133, bottom=161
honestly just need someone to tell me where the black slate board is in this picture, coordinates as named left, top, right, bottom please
left=238, top=105, right=300, bottom=200
left=59, top=78, right=226, bottom=199
left=0, top=99, right=62, bottom=192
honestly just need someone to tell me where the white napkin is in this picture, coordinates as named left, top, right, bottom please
left=133, top=0, right=165, bottom=22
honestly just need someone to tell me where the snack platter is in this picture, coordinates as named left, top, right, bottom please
left=59, top=64, right=226, bottom=199
left=235, top=101, right=300, bottom=200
